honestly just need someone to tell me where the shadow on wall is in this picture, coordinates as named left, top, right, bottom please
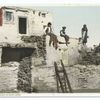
left=1, top=47, right=34, bottom=63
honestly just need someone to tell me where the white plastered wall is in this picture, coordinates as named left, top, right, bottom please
left=46, top=35, right=80, bottom=66
left=0, top=7, right=52, bottom=44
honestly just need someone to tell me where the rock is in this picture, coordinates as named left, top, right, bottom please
left=17, top=57, right=32, bottom=93
left=21, top=35, right=46, bottom=64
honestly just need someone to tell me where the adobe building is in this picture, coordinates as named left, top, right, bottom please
left=0, top=6, right=80, bottom=67
left=0, top=6, right=81, bottom=93
left=0, top=6, right=52, bottom=66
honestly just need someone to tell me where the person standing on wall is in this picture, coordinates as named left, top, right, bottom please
left=45, top=22, right=58, bottom=50
left=81, top=24, right=88, bottom=45
left=60, top=26, right=70, bottom=46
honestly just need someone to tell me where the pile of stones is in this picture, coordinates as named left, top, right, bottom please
left=80, top=51, right=100, bottom=65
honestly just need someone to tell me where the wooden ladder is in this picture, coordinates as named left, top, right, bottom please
left=54, top=60, right=73, bottom=93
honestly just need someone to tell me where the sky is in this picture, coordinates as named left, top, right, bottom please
left=31, top=6, right=100, bottom=47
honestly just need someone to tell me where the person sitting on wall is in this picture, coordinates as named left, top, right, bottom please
left=60, top=26, right=70, bottom=46
left=45, top=22, right=58, bottom=50
left=81, top=24, right=89, bottom=45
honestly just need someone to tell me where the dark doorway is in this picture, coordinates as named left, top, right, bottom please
left=2, top=47, right=34, bottom=63
left=19, top=17, right=27, bottom=34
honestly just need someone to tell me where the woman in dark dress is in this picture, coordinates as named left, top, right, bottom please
left=81, top=24, right=88, bottom=45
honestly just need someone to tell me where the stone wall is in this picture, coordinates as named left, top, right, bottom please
left=17, top=57, right=32, bottom=93
left=0, top=63, right=100, bottom=93
left=0, top=35, right=47, bottom=93
left=31, top=64, right=100, bottom=92
left=0, top=66, right=18, bottom=92
left=21, top=35, right=46, bottom=66
left=0, top=34, right=99, bottom=92
left=0, top=64, right=100, bottom=93
left=31, top=65, right=57, bottom=92
left=65, top=64, right=100, bottom=90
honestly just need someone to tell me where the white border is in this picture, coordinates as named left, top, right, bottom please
left=0, top=0, right=100, bottom=99
left=0, top=0, right=100, bottom=6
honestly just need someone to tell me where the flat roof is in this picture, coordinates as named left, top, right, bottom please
left=1, top=6, right=49, bottom=14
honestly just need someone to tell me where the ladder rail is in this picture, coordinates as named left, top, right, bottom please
left=54, top=62, right=66, bottom=93
left=55, top=64, right=59, bottom=92
left=63, top=74, right=68, bottom=92
left=60, top=60, right=73, bottom=93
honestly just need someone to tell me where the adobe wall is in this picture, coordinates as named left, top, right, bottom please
left=0, top=34, right=98, bottom=93
left=46, top=35, right=80, bottom=66
left=0, top=7, right=52, bottom=43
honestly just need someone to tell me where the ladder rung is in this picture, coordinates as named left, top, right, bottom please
left=58, top=85, right=67, bottom=89
left=58, top=84, right=66, bottom=87
left=57, top=70, right=64, bottom=73
left=58, top=81, right=67, bottom=86
left=59, top=77, right=65, bottom=80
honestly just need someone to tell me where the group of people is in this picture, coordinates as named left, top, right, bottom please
left=44, top=22, right=88, bottom=49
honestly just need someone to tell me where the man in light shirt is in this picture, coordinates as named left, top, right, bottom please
left=45, top=22, right=58, bottom=50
